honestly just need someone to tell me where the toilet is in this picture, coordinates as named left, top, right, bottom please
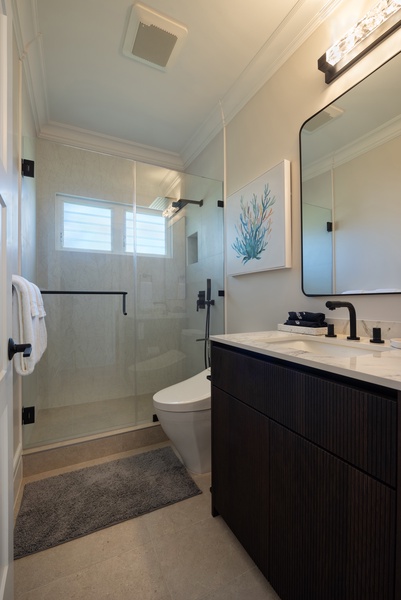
left=153, top=369, right=211, bottom=474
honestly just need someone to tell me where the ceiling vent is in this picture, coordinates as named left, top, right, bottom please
left=122, top=3, right=188, bottom=71
left=303, top=105, right=344, bottom=133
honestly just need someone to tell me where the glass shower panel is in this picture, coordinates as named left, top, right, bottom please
left=183, top=173, right=225, bottom=375
left=22, top=293, right=141, bottom=448
left=23, top=141, right=223, bottom=449
left=134, top=163, right=224, bottom=389
left=23, top=142, right=138, bottom=449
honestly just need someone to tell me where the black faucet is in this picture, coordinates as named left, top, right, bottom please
left=325, top=301, right=360, bottom=341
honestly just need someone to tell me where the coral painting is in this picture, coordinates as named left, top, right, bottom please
left=226, top=160, right=291, bottom=276
left=231, top=184, right=275, bottom=264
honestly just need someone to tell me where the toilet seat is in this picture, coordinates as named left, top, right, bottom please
left=153, top=369, right=211, bottom=412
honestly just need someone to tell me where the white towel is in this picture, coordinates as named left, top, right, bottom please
left=31, top=282, right=47, bottom=355
left=11, top=275, right=47, bottom=376
left=32, top=283, right=46, bottom=318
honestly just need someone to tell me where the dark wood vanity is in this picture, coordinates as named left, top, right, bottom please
left=211, top=341, right=401, bottom=600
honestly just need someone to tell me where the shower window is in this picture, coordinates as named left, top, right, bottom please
left=55, top=194, right=169, bottom=256
left=60, top=198, right=112, bottom=252
left=125, top=209, right=169, bottom=256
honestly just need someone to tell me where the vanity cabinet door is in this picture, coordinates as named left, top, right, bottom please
left=269, top=420, right=396, bottom=600
left=211, top=386, right=270, bottom=578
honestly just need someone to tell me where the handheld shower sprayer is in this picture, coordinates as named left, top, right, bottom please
left=196, top=279, right=215, bottom=369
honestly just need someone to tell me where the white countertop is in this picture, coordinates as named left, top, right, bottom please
left=210, top=330, right=401, bottom=392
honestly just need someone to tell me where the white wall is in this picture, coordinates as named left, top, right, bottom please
left=189, top=3, right=401, bottom=333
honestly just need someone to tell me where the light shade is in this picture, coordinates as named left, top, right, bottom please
left=318, top=0, right=401, bottom=83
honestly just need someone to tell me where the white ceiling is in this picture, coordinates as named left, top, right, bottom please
left=12, top=0, right=341, bottom=169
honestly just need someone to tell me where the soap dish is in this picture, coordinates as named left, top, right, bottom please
left=390, top=338, right=401, bottom=349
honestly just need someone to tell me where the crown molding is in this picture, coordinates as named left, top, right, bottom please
left=38, top=122, right=184, bottom=170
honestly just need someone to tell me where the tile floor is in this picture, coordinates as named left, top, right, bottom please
left=14, top=442, right=281, bottom=600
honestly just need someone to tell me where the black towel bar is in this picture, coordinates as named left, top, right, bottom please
left=40, top=290, right=128, bottom=315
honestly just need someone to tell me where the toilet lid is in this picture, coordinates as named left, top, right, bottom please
left=153, top=368, right=211, bottom=412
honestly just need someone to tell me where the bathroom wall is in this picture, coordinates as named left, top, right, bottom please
left=188, top=1, right=401, bottom=334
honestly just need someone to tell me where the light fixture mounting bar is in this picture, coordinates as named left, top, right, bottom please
left=318, top=1, right=401, bottom=83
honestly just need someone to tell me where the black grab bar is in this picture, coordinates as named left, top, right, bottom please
left=40, top=290, right=128, bottom=315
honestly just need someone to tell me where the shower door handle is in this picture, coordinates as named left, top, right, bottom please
left=8, top=338, right=32, bottom=360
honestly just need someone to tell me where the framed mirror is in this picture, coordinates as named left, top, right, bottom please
left=300, top=50, right=401, bottom=296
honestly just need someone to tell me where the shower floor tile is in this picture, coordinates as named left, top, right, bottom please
left=14, top=443, right=281, bottom=600
left=24, top=394, right=155, bottom=448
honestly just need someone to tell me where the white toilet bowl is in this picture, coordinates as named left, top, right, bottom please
left=153, top=369, right=211, bottom=474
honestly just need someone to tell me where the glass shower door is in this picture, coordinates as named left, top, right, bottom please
left=22, top=142, right=224, bottom=449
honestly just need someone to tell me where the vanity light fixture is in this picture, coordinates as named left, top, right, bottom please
left=162, top=198, right=203, bottom=218
left=318, top=0, right=401, bottom=83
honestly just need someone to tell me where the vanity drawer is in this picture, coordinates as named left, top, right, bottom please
left=211, top=343, right=397, bottom=486
left=303, top=374, right=397, bottom=487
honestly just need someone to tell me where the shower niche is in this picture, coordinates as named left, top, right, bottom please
left=187, top=232, right=198, bottom=265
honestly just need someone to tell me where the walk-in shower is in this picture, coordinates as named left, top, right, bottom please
left=21, top=140, right=224, bottom=450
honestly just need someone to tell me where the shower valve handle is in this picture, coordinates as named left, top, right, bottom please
left=197, top=290, right=206, bottom=311
left=197, top=290, right=215, bottom=311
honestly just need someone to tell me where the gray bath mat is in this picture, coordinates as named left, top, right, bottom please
left=14, top=446, right=201, bottom=559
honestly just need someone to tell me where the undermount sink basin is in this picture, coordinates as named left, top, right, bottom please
left=265, top=338, right=388, bottom=358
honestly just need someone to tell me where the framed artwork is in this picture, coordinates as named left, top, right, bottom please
left=226, top=160, right=291, bottom=276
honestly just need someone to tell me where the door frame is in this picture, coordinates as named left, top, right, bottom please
left=0, top=1, right=18, bottom=598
